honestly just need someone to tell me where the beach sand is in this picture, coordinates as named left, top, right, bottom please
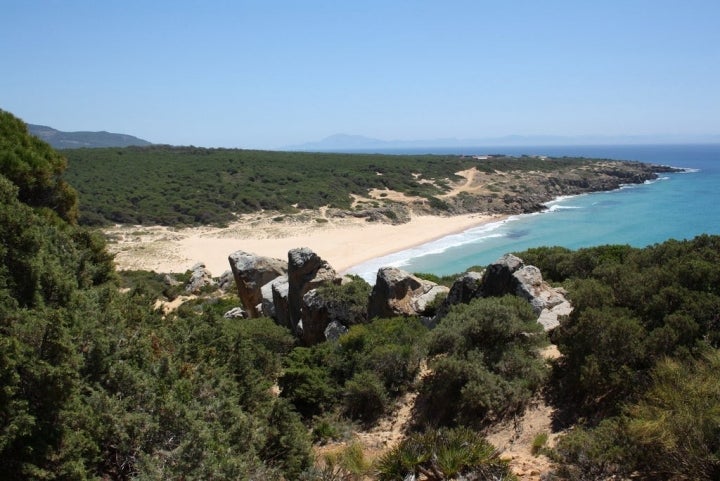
left=105, top=211, right=506, bottom=276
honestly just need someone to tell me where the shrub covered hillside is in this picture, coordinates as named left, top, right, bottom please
left=0, top=111, right=312, bottom=480
left=518, top=239, right=720, bottom=480
left=61, top=143, right=667, bottom=227
left=5, top=108, right=720, bottom=480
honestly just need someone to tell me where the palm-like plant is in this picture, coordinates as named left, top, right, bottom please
left=376, top=427, right=515, bottom=480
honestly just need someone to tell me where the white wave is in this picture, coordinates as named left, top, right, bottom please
left=545, top=204, right=582, bottom=212
left=677, top=167, right=700, bottom=173
left=543, top=194, right=583, bottom=206
left=345, top=219, right=509, bottom=283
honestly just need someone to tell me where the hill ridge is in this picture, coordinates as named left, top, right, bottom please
left=27, top=123, right=152, bottom=149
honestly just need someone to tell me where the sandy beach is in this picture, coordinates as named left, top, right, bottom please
left=105, top=211, right=506, bottom=276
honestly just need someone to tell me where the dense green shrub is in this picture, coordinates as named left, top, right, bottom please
left=626, top=351, right=720, bottom=479
left=552, top=352, right=720, bottom=480
left=279, top=364, right=339, bottom=418
left=0, top=110, right=78, bottom=223
left=551, top=417, right=635, bottom=480
left=540, top=236, right=720, bottom=412
left=0, top=114, right=312, bottom=479
left=314, top=275, right=372, bottom=325
left=343, top=371, right=389, bottom=424
left=513, top=237, right=720, bottom=479
left=417, top=296, right=548, bottom=427
left=61, top=143, right=642, bottom=227
left=280, top=317, right=428, bottom=422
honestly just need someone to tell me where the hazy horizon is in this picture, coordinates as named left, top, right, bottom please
left=3, top=1, right=719, bottom=149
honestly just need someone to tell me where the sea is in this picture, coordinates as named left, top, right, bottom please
left=346, top=144, right=720, bottom=282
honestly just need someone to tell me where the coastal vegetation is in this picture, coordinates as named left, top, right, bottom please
left=3, top=109, right=720, bottom=479
left=61, top=144, right=667, bottom=227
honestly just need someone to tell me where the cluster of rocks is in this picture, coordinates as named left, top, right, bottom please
left=227, top=248, right=571, bottom=345
left=436, top=253, right=571, bottom=330
left=229, top=247, right=361, bottom=345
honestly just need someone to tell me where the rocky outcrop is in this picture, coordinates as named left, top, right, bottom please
left=324, top=321, right=348, bottom=342
left=217, top=270, right=235, bottom=292
left=228, top=251, right=287, bottom=318
left=479, top=254, right=565, bottom=315
left=435, top=271, right=484, bottom=320
left=299, top=284, right=368, bottom=344
left=287, top=248, right=340, bottom=334
left=434, top=254, right=571, bottom=331
left=299, top=289, right=332, bottom=344
left=185, top=262, right=216, bottom=294
left=368, top=267, right=449, bottom=319
left=271, top=276, right=291, bottom=329
left=512, top=264, right=566, bottom=314
left=480, top=254, right=524, bottom=297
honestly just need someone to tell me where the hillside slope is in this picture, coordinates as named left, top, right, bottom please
left=27, top=123, right=152, bottom=149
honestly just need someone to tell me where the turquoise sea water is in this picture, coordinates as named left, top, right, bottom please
left=347, top=144, right=720, bottom=281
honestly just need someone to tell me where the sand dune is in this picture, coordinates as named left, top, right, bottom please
left=105, top=211, right=505, bottom=276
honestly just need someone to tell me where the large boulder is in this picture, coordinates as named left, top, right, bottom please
left=217, top=270, right=235, bottom=292
left=267, top=275, right=291, bottom=329
left=324, top=320, right=348, bottom=342
left=368, top=267, right=449, bottom=319
left=228, top=250, right=287, bottom=318
left=513, top=264, right=566, bottom=314
left=480, top=254, right=524, bottom=297
left=185, top=262, right=216, bottom=294
left=480, top=254, right=569, bottom=327
left=434, top=270, right=484, bottom=320
left=299, top=289, right=332, bottom=345
left=299, top=283, right=369, bottom=345
left=287, top=248, right=339, bottom=332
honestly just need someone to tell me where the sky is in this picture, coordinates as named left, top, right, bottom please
left=1, top=0, right=719, bottom=149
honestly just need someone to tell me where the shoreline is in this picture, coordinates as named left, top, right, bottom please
left=106, top=212, right=508, bottom=276
left=104, top=168, right=687, bottom=278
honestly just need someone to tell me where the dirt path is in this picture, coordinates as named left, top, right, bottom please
left=485, top=398, right=557, bottom=480
left=485, top=344, right=562, bottom=480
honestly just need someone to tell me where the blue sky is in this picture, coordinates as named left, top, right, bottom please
left=2, top=1, right=719, bottom=149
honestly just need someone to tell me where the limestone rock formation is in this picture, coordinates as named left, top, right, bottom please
left=271, top=276, right=291, bottom=329
left=185, top=262, right=216, bottom=294
left=478, top=254, right=565, bottom=315
left=299, top=285, right=368, bottom=344
left=324, top=320, right=348, bottom=342
left=512, top=264, right=566, bottom=314
left=435, top=271, right=484, bottom=320
left=228, top=250, right=287, bottom=318
left=368, top=267, right=449, bottom=319
left=217, top=270, right=235, bottom=292
left=480, top=254, right=524, bottom=297
left=300, top=289, right=332, bottom=344
left=434, top=254, right=571, bottom=331
left=287, top=248, right=340, bottom=334
left=163, top=274, right=181, bottom=287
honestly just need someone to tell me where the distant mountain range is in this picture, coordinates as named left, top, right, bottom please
left=287, top=133, right=720, bottom=152
left=28, top=124, right=152, bottom=149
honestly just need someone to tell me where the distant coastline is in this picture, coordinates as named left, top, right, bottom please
left=349, top=144, right=720, bottom=279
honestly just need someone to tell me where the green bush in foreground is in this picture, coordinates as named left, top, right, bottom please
left=376, top=427, right=515, bottom=481
left=627, top=351, right=720, bottom=479
left=417, top=296, right=548, bottom=427
left=280, top=317, right=428, bottom=422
